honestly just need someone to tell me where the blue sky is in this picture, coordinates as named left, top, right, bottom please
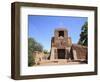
left=28, top=15, right=87, bottom=51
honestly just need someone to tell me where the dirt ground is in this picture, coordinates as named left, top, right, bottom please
left=34, top=59, right=85, bottom=66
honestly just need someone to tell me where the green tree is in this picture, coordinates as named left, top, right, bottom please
left=28, top=38, right=43, bottom=66
left=78, top=22, right=88, bottom=46
left=43, top=49, right=49, bottom=54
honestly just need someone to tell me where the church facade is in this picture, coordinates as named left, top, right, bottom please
left=50, top=28, right=87, bottom=63
left=50, top=28, right=72, bottom=60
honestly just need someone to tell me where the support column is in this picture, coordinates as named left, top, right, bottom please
left=50, top=47, right=56, bottom=60
left=73, top=50, right=77, bottom=60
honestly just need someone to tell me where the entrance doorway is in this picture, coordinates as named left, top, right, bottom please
left=57, top=49, right=65, bottom=59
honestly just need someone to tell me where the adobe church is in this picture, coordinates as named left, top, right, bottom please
left=50, top=28, right=87, bottom=63
left=33, top=28, right=87, bottom=65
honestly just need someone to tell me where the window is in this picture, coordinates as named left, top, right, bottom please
left=59, top=31, right=64, bottom=37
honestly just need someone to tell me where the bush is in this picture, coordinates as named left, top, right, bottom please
left=28, top=37, right=43, bottom=66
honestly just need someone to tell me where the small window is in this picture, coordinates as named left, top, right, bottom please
left=59, top=31, right=64, bottom=37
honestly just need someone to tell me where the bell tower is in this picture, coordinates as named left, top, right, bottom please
left=50, top=28, right=72, bottom=60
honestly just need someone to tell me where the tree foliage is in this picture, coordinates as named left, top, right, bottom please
left=43, top=49, right=49, bottom=54
left=28, top=38, right=43, bottom=66
left=78, top=22, right=88, bottom=46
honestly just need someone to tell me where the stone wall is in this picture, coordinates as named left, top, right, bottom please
left=70, top=44, right=87, bottom=62
left=33, top=51, right=49, bottom=65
